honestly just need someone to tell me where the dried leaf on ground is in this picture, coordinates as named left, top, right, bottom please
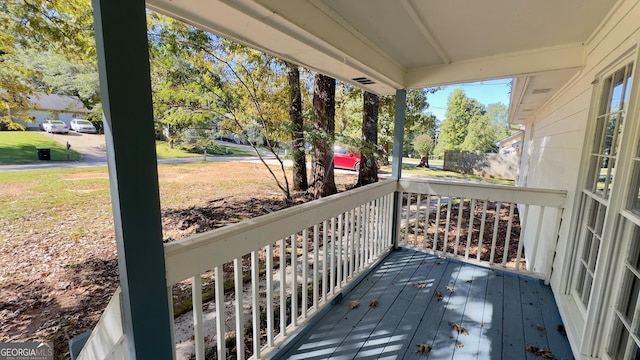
left=416, top=343, right=431, bottom=354
left=415, top=282, right=427, bottom=289
left=446, top=286, right=454, bottom=293
left=435, top=290, right=444, bottom=301
left=369, top=299, right=379, bottom=308
left=349, top=301, right=360, bottom=309
left=449, top=322, right=469, bottom=335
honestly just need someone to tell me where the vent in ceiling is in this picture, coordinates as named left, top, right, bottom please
left=352, top=77, right=375, bottom=85
left=522, top=108, right=535, bottom=112
left=532, top=88, right=552, bottom=94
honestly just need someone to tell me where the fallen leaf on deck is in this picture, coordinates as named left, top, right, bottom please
left=435, top=290, right=444, bottom=301
left=446, top=286, right=454, bottom=293
left=369, top=299, right=379, bottom=308
left=449, top=322, right=469, bottom=335
left=416, top=343, right=431, bottom=354
left=415, top=282, right=427, bottom=289
left=465, top=279, right=473, bottom=283
left=526, top=344, right=554, bottom=358
left=557, top=324, right=566, bottom=336
left=349, top=301, right=359, bottom=309
left=456, top=341, right=464, bottom=348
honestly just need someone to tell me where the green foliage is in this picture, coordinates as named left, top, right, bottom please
left=0, top=0, right=96, bottom=118
left=486, top=102, right=511, bottom=139
left=147, top=13, right=293, bottom=199
left=0, top=118, right=25, bottom=131
left=461, top=113, right=498, bottom=152
left=413, top=134, right=434, bottom=157
left=434, top=89, right=485, bottom=157
left=9, top=48, right=100, bottom=108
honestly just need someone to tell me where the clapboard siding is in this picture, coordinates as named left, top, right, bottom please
left=518, top=0, right=640, bottom=357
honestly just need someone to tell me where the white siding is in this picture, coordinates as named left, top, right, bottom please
left=519, top=0, right=640, bottom=357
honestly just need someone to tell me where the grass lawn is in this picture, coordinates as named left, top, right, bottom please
left=155, top=141, right=254, bottom=158
left=381, top=162, right=515, bottom=186
left=155, top=141, right=202, bottom=158
left=0, top=132, right=81, bottom=163
left=0, top=160, right=515, bottom=358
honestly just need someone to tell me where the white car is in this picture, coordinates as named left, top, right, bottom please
left=42, top=120, right=69, bottom=134
left=70, top=119, right=97, bottom=134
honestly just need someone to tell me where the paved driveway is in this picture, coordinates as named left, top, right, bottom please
left=42, top=131, right=107, bottom=162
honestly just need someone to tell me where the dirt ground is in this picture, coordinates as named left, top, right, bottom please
left=0, top=161, right=358, bottom=359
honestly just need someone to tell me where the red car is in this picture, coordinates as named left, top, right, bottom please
left=333, top=146, right=361, bottom=172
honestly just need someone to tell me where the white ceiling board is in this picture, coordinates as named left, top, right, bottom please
left=146, top=0, right=620, bottom=108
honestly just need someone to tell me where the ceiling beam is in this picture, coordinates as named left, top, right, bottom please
left=406, top=43, right=585, bottom=89
left=399, top=0, right=450, bottom=65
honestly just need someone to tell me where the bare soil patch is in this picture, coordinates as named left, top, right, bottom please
left=0, top=161, right=357, bottom=359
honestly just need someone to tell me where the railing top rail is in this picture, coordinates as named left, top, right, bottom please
left=164, top=180, right=396, bottom=285
left=397, top=178, right=567, bottom=208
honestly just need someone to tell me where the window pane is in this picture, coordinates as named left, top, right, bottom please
left=610, top=69, right=626, bottom=113
left=629, top=160, right=640, bottom=214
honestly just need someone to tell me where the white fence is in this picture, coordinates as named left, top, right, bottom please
left=77, top=178, right=566, bottom=360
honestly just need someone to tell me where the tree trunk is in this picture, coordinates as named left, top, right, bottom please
left=310, top=73, right=337, bottom=199
left=286, top=63, right=308, bottom=191
left=417, top=155, right=430, bottom=168
left=357, top=91, right=379, bottom=186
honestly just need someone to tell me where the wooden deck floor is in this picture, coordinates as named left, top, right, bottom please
left=276, top=248, right=573, bottom=360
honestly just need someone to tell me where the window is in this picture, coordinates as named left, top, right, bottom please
left=572, top=62, right=633, bottom=310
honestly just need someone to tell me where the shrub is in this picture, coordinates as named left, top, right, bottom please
left=0, top=119, right=26, bottom=131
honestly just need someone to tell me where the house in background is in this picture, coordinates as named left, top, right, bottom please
left=9, top=93, right=90, bottom=130
left=67, top=0, right=640, bottom=359
left=497, top=131, right=524, bottom=156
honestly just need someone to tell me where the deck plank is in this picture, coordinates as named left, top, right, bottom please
left=282, top=251, right=423, bottom=359
left=375, top=254, right=452, bottom=358
left=478, top=271, right=504, bottom=359
left=533, top=280, right=574, bottom=360
left=274, top=248, right=573, bottom=360
left=352, top=254, right=441, bottom=358
left=501, top=273, right=526, bottom=359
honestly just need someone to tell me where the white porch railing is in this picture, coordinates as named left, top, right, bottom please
left=164, top=180, right=396, bottom=360
left=76, top=178, right=566, bottom=360
left=397, top=179, right=566, bottom=281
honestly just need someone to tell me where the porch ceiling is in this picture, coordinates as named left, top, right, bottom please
left=146, top=0, right=618, bottom=121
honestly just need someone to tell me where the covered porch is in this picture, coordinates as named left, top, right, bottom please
left=78, top=0, right=629, bottom=359
left=76, top=178, right=567, bottom=359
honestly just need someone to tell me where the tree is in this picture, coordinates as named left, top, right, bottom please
left=434, top=89, right=485, bottom=157
left=0, top=0, right=96, bottom=125
left=357, top=91, right=379, bottom=186
left=10, top=48, right=100, bottom=108
left=486, top=102, right=511, bottom=140
left=413, top=134, right=434, bottom=168
left=462, top=113, right=497, bottom=152
left=286, top=62, right=308, bottom=191
left=310, top=73, right=337, bottom=198
left=377, top=88, right=439, bottom=163
left=148, top=14, right=293, bottom=200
